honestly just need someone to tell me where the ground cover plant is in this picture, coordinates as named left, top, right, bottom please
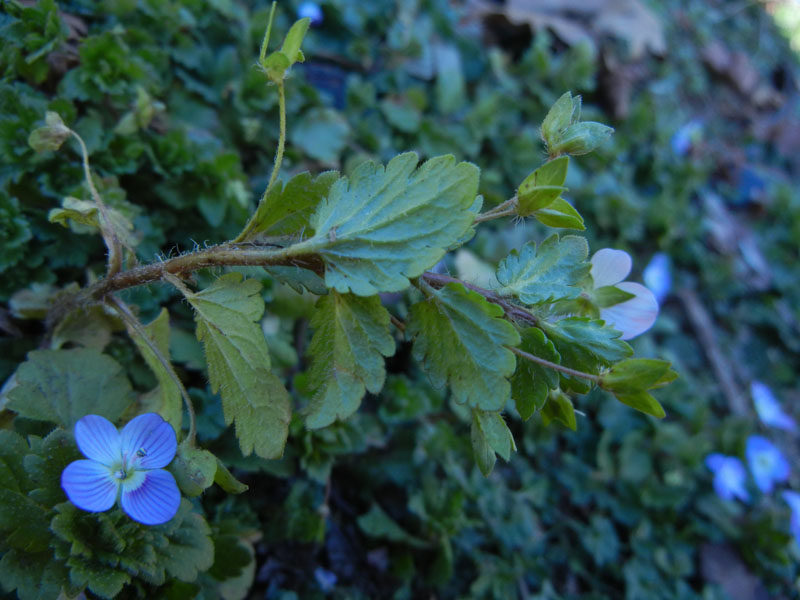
left=1, top=0, right=800, bottom=598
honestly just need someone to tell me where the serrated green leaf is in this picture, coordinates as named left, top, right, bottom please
left=407, top=282, right=520, bottom=411
left=305, top=292, right=395, bottom=429
left=496, top=235, right=589, bottom=305
left=470, top=415, right=496, bottom=476
left=511, top=328, right=561, bottom=420
left=0, top=550, right=65, bottom=600
left=169, top=441, right=217, bottom=497
left=6, top=349, right=133, bottom=428
left=540, top=391, right=577, bottom=430
left=541, top=318, right=632, bottom=393
left=129, top=308, right=182, bottom=434
left=265, top=265, right=328, bottom=295
left=0, top=430, right=32, bottom=492
left=297, top=153, right=479, bottom=295
left=280, top=18, right=310, bottom=65
left=613, top=390, right=666, bottom=418
left=242, top=171, right=338, bottom=241
left=551, top=121, right=614, bottom=156
left=472, top=408, right=516, bottom=471
left=24, top=429, right=82, bottom=507
left=532, top=197, right=585, bottom=230
left=214, top=458, right=248, bottom=494
left=517, top=156, right=569, bottom=215
left=357, top=504, right=429, bottom=548
left=0, top=488, right=51, bottom=552
left=185, top=273, right=291, bottom=459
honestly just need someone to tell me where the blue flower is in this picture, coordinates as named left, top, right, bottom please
left=745, top=435, right=790, bottom=494
left=705, top=453, right=749, bottom=502
left=298, top=2, right=323, bottom=26
left=751, top=381, right=796, bottom=432
left=782, top=491, right=800, bottom=549
left=61, top=413, right=180, bottom=525
left=642, top=252, right=671, bottom=304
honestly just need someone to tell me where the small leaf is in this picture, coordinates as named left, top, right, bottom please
left=357, top=504, right=429, bottom=547
left=473, top=409, right=515, bottom=464
left=169, top=441, right=217, bottom=497
left=6, top=349, right=133, bottom=428
left=49, top=196, right=138, bottom=251
left=407, top=282, right=520, bottom=411
left=613, top=390, right=666, bottom=418
left=470, top=415, right=496, bottom=476
left=261, top=50, right=290, bottom=82
left=290, top=108, right=350, bottom=164
left=300, top=153, right=480, bottom=295
left=242, top=171, right=339, bottom=240
left=550, top=122, right=614, bottom=156
left=540, top=392, right=577, bottom=430
left=214, top=458, right=248, bottom=494
left=540, top=92, right=575, bottom=147
left=305, top=292, right=395, bottom=429
left=517, top=156, right=569, bottom=215
left=280, top=18, right=311, bottom=65
left=51, top=305, right=121, bottom=350
left=532, top=197, right=585, bottom=230
left=129, top=308, right=182, bottom=434
left=600, top=358, right=677, bottom=394
left=28, top=111, right=71, bottom=152
left=592, top=285, right=636, bottom=308
left=511, top=328, right=561, bottom=420
left=496, top=235, right=589, bottom=305
left=185, top=273, right=291, bottom=459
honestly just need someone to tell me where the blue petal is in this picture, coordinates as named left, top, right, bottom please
left=120, top=413, right=177, bottom=469
left=120, top=469, right=181, bottom=525
left=704, top=453, right=726, bottom=473
left=74, top=415, right=122, bottom=466
left=61, top=459, right=118, bottom=512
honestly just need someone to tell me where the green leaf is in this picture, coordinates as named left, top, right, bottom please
left=0, top=550, right=65, bottom=600
left=540, top=92, right=576, bottom=147
left=496, top=235, right=589, bottom=305
left=614, top=390, right=666, bottom=418
left=517, top=156, right=569, bottom=215
left=185, top=273, right=291, bottom=459
left=280, top=18, right=310, bottom=65
left=471, top=409, right=516, bottom=476
left=242, top=171, right=339, bottom=241
left=0, top=488, right=51, bottom=552
left=28, top=111, right=70, bottom=152
left=532, top=197, right=585, bottom=230
left=550, top=121, right=614, bottom=156
left=407, top=282, right=520, bottom=411
left=169, top=441, right=217, bottom=497
left=261, top=50, right=290, bottom=82
left=541, top=318, right=632, bottom=393
left=511, top=328, right=561, bottom=420
left=24, top=429, right=82, bottom=507
left=305, top=292, right=395, bottom=428
left=300, top=153, right=480, bottom=295
left=600, top=358, right=678, bottom=394
left=129, top=308, right=182, bottom=434
left=214, top=458, right=249, bottom=494
left=49, top=196, right=138, bottom=251
left=290, top=108, right=350, bottom=164
left=6, top=349, right=133, bottom=428
left=592, top=285, right=636, bottom=308
left=51, top=304, right=121, bottom=350
left=540, top=391, right=577, bottom=430
left=357, top=504, right=429, bottom=548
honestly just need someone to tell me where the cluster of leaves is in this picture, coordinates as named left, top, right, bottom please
left=1, top=0, right=800, bottom=598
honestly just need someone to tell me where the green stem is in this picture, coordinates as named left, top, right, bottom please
left=508, top=345, right=600, bottom=384
left=71, top=130, right=122, bottom=276
left=108, top=296, right=198, bottom=444
left=259, top=1, right=278, bottom=65
left=474, top=196, right=518, bottom=223
left=234, top=80, right=287, bottom=243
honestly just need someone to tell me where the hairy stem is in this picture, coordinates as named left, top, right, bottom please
left=71, top=130, right=122, bottom=276
left=474, top=196, right=518, bottom=223
left=508, top=345, right=600, bottom=384
left=235, top=80, right=287, bottom=243
left=109, top=296, right=198, bottom=444
left=258, top=1, right=278, bottom=65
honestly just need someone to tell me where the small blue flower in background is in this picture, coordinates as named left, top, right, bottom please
left=670, top=119, right=703, bottom=156
left=642, top=252, right=671, bottom=304
left=61, top=413, right=180, bottom=525
left=745, top=435, right=790, bottom=494
left=751, top=381, right=796, bottom=432
left=298, top=2, right=323, bottom=26
left=314, top=566, right=337, bottom=592
left=782, top=491, right=800, bottom=549
left=705, top=454, right=750, bottom=502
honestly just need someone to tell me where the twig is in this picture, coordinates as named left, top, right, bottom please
left=508, top=345, right=600, bottom=384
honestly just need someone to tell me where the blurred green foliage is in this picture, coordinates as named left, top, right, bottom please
left=2, top=0, right=800, bottom=597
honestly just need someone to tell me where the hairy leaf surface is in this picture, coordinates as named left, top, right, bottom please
left=496, top=235, right=589, bottom=305
left=300, top=153, right=479, bottom=295
left=185, top=273, right=290, bottom=459
left=407, top=282, right=520, bottom=411
left=306, top=292, right=395, bottom=428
